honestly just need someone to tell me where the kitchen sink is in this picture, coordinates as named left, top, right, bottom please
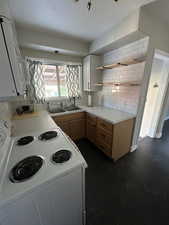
left=65, top=106, right=80, bottom=111
left=49, top=106, right=81, bottom=114
left=48, top=109, right=66, bottom=114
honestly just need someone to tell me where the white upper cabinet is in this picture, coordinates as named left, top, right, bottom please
left=0, top=17, right=26, bottom=98
left=0, top=25, right=17, bottom=97
left=83, top=55, right=101, bottom=92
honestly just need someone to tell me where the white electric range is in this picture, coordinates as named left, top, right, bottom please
left=0, top=118, right=87, bottom=225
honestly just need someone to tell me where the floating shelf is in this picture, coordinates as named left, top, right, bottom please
left=96, top=57, right=145, bottom=71
left=95, top=81, right=141, bottom=87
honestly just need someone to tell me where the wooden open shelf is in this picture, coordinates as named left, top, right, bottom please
left=95, top=81, right=141, bottom=87
left=96, top=57, right=145, bottom=71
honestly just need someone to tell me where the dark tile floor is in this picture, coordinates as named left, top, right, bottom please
left=76, top=120, right=169, bottom=225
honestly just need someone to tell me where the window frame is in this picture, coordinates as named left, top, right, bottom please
left=43, top=64, right=68, bottom=100
left=42, top=63, right=82, bottom=101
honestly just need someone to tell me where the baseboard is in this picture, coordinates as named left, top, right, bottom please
left=130, top=145, right=138, bottom=152
left=155, top=132, right=162, bottom=138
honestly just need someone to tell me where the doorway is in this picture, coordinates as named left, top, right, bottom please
left=139, top=51, right=169, bottom=139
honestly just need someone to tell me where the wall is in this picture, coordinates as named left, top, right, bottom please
left=139, top=5, right=169, bottom=54
left=93, top=38, right=148, bottom=115
left=16, top=26, right=89, bottom=57
left=0, top=0, right=11, bottom=18
left=90, top=10, right=140, bottom=54
left=10, top=47, right=87, bottom=113
left=21, top=47, right=83, bottom=64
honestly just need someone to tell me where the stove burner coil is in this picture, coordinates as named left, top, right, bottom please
left=38, top=131, right=58, bottom=141
left=9, top=156, right=43, bottom=183
left=17, top=136, right=34, bottom=146
left=52, top=150, right=72, bottom=163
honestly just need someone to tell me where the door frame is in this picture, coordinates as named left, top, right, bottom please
left=131, top=47, right=169, bottom=151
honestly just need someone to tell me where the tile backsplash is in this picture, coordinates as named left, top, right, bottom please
left=0, top=102, right=12, bottom=137
left=93, top=37, right=149, bottom=115
left=0, top=102, right=11, bottom=122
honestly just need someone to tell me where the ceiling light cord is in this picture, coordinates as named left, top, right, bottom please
left=75, top=0, right=119, bottom=11
left=87, top=0, right=92, bottom=11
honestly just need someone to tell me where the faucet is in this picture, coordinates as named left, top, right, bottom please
left=72, top=97, right=76, bottom=107
left=60, top=101, right=64, bottom=109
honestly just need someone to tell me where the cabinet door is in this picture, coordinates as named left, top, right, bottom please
left=83, top=55, right=101, bottom=92
left=83, top=56, right=91, bottom=91
left=86, top=121, right=96, bottom=144
left=0, top=25, right=17, bottom=97
left=70, top=119, right=85, bottom=141
left=2, top=20, right=25, bottom=95
left=55, top=120, right=71, bottom=137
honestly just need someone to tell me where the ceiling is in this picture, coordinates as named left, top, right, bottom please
left=143, top=0, right=169, bottom=26
left=9, top=0, right=155, bottom=42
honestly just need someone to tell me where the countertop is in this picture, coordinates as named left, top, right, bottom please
left=50, top=106, right=136, bottom=124
left=12, top=106, right=135, bottom=137
left=12, top=111, right=57, bottom=137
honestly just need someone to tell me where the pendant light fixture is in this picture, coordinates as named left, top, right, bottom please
left=87, top=0, right=92, bottom=11
left=75, top=0, right=119, bottom=11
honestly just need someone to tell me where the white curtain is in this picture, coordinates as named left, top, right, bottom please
left=66, top=65, right=81, bottom=98
left=26, top=59, right=45, bottom=103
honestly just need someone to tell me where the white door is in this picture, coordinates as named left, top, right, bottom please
left=140, top=57, right=169, bottom=138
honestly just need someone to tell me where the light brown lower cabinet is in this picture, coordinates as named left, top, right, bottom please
left=86, top=113, right=135, bottom=161
left=56, top=120, right=71, bottom=137
left=52, top=112, right=85, bottom=141
left=69, top=119, right=85, bottom=141
left=52, top=112, right=135, bottom=161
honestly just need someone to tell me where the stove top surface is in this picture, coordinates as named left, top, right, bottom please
left=0, top=127, right=87, bottom=205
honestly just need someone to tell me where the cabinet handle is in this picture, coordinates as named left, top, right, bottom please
left=88, top=82, right=90, bottom=90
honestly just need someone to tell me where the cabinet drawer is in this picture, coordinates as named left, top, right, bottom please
left=86, top=113, right=97, bottom=125
left=96, top=128, right=112, bottom=147
left=53, top=112, right=85, bottom=122
left=97, top=118, right=113, bottom=133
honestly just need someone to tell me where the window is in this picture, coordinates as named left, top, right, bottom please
left=43, top=65, right=68, bottom=98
